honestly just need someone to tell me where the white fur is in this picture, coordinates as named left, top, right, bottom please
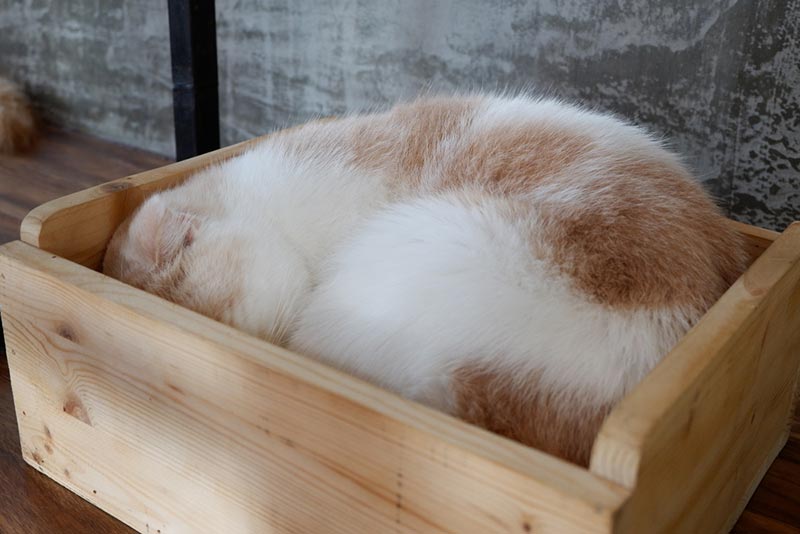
left=141, top=141, right=391, bottom=343
left=288, top=194, right=695, bottom=412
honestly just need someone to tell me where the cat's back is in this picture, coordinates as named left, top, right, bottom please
left=420, top=95, right=746, bottom=311
left=265, top=93, right=746, bottom=312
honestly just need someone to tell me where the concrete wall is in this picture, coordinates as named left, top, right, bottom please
left=0, top=1, right=174, bottom=154
left=1, top=0, right=798, bottom=229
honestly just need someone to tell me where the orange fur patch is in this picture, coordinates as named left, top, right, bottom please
left=389, top=97, right=479, bottom=177
left=536, top=157, right=746, bottom=309
left=279, top=97, right=480, bottom=191
left=437, top=126, right=595, bottom=194
left=451, top=363, right=612, bottom=466
left=427, top=113, right=746, bottom=310
left=336, top=98, right=480, bottom=187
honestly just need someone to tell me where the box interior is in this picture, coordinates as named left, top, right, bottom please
left=17, top=146, right=780, bottom=477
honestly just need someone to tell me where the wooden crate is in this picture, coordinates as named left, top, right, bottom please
left=1, top=137, right=799, bottom=534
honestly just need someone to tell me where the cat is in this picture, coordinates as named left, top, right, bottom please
left=0, top=76, right=36, bottom=154
left=103, top=94, right=746, bottom=465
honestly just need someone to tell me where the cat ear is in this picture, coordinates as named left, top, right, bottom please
left=128, top=195, right=196, bottom=268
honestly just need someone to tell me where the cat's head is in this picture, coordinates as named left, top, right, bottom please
left=103, top=192, right=310, bottom=345
left=104, top=194, right=199, bottom=299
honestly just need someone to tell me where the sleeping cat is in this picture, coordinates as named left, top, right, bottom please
left=104, top=94, right=746, bottom=465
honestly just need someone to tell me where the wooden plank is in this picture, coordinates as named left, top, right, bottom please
left=0, top=344, right=136, bottom=534
left=733, top=511, right=800, bottom=534
left=0, top=240, right=628, bottom=534
left=19, top=135, right=265, bottom=270
left=590, top=223, right=800, bottom=533
left=733, top=453, right=800, bottom=531
left=0, top=128, right=169, bottom=246
left=725, top=219, right=781, bottom=265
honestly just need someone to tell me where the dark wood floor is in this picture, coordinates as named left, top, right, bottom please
left=0, top=128, right=167, bottom=534
left=0, top=128, right=798, bottom=533
left=0, top=128, right=169, bottom=244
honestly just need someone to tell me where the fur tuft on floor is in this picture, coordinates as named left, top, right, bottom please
left=0, top=77, right=36, bottom=154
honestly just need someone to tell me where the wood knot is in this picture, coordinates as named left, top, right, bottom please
left=63, top=393, right=92, bottom=426
left=166, top=382, right=184, bottom=395
left=102, top=181, right=133, bottom=193
left=742, top=271, right=768, bottom=297
left=56, top=323, right=77, bottom=342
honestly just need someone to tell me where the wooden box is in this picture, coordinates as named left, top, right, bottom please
left=1, top=138, right=799, bottom=534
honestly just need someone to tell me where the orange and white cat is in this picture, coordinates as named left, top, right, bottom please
left=104, top=94, right=746, bottom=465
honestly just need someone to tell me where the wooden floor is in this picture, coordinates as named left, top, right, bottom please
left=0, top=128, right=798, bottom=533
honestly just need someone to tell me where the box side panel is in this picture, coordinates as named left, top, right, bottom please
left=0, top=241, right=626, bottom=534
left=20, top=136, right=263, bottom=270
left=592, top=223, right=800, bottom=534
left=729, top=219, right=780, bottom=265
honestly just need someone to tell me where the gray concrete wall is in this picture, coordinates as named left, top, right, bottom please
left=0, top=0, right=174, bottom=154
left=1, top=0, right=798, bottom=229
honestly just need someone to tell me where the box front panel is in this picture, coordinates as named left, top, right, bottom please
left=0, top=242, right=625, bottom=534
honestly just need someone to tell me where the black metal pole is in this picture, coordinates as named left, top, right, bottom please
left=167, top=0, right=220, bottom=161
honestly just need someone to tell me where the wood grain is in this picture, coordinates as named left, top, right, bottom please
left=0, top=240, right=628, bottom=533
left=591, top=222, right=800, bottom=533
left=0, top=127, right=165, bottom=534
left=0, top=127, right=169, bottom=245
left=0, top=351, right=136, bottom=534
left=736, top=423, right=800, bottom=532
left=726, top=219, right=781, bottom=265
